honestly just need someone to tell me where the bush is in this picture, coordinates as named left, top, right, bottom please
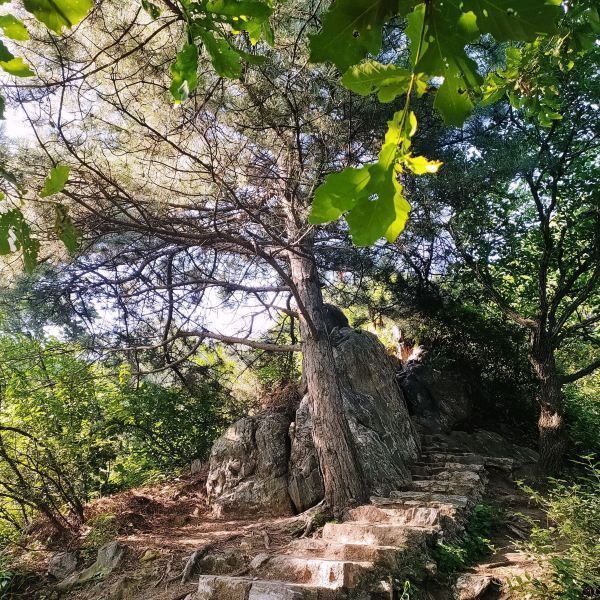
left=0, top=336, right=229, bottom=536
left=432, top=503, right=501, bottom=574
left=510, top=460, right=600, bottom=599
left=564, top=374, right=600, bottom=460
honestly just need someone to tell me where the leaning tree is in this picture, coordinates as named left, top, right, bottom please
left=1, top=0, right=573, bottom=503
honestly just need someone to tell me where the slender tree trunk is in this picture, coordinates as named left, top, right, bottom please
left=531, top=345, right=567, bottom=475
left=286, top=229, right=367, bottom=515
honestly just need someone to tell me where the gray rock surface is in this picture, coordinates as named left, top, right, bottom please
left=47, top=551, right=77, bottom=580
left=208, top=327, right=421, bottom=515
left=287, top=398, right=325, bottom=512
left=399, top=360, right=472, bottom=433
left=206, top=413, right=293, bottom=516
left=57, top=541, right=128, bottom=590
left=454, top=573, right=494, bottom=599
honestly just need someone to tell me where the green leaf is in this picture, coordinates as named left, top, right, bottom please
left=0, top=39, right=14, bottom=62
left=40, top=165, right=70, bottom=197
left=345, top=162, right=410, bottom=246
left=0, top=57, right=34, bottom=77
left=0, top=15, right=29, bottom=40
left=413, top=3, right=481, bottom=87
left=206, top=0, right=272, bottom=20
left=341, top=60, right=412, bottom=102
left=308, top=0, right=401, bottom=71
left=434, top=68, right=474, bottom=126
left=309, top=166, right=370, bottom=224
left=0, top=209, right=40, bottom=272
left=141, top=0, right=161, bottom=19
left=169, top=43, right=199, bottom=103
left=197, top=30, right=242, bottom=79
left=462, top=0, right=561, bottom=41
left=23, top=0, right=93, bottom=33
left=54, top=203, right=80, bottom=253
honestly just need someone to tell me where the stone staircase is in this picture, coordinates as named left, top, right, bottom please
left=193, top=435, right=515, bottom=599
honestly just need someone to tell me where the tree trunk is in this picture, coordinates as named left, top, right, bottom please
left=531, top=347, right=567, bottom=476
left=286, top=232, right=367, bottom=516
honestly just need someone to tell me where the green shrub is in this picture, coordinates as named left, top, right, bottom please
left=564, top=376, right=600, bottom=459
left=510, top=460, right=600, bottom=599
left=432, top=503, right=501, bottom=574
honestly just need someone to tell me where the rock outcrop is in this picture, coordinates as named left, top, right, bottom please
left=207, top=327, right=420, bottom=515
left=399, top=359, right=472, bottom=433
left=206, top=413, right=293, bottom=517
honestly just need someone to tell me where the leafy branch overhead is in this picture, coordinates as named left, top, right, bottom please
left=308, top=0, right=564, bottom=245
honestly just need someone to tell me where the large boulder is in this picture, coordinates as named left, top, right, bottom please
left=206, top=413, right=293, bottom=516
left=289, top=328, right=421, bottom=511
left=208, top=327, right=420, bottom=515
left=399, top=360, right=472, bottom=433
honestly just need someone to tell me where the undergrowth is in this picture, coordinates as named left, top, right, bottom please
left=431, top=503, right=501, bottom=574
left=508, top=459, right=600, bottom=599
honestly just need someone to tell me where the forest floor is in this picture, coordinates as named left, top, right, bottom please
left=11, top=468, right=307, bottom=599
left=10, top=467, right=547, bottom=599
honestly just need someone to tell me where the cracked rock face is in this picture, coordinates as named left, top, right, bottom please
left=206, top=413, right=293, bottom=517
left=207, top=327, right=420, bottom=515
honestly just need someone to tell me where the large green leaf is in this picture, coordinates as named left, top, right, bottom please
left=308, top=0, right=401, bottom=71
left=54, top=203, right=80, bottom=253
left=40, top=165, right=70, bottom=197
left=309, top=166, right=370, bottom=224
left=196, top=29, right=242, bottom=79
left=170, top=43, right=199, bottom=103
left=0, top=57, right=34, bottom=77
left=0, top=15, right=29, bottom=40
left=310, top=161, right=410, bottom=246
left=206, top=0, right=272, bottom=19
left=345, top=162, right=410, bottom=246
left=0, top=209, right=40, bottom=272
left=434, top=67, right=474, bottom=126
left=23, top=0, right=93, bottom=33
left=463, top=0, right=562, bottom=41
left=341, top=61, right=413, bottom=102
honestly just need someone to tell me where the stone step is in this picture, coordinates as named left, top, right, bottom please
left=322, top=522, right=437, bottom=547
left=252, top=554, right=373, bottom=589
left=405, top=480, right=482, bottom=496
left=347, top=503, right=442, bottom=527
left=413, top=470, right=485, bottom=485
left=389, top=490, right=472, bottom=508
left=420, top=453, right=485, bottom=465
left=195, top=575, right=341, bottom=599
left=291, top=538, right=407, bottom=566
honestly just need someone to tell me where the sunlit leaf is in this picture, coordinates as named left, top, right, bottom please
left=40, top=165, right=70, bottom=197
left=0, top=57, right=34, bottom=77
left=463, top=0, right=562, bottom=41
left=206, top=0, right=272, bottom=20
left=434, top=68, right=474, bottom=126
left=341, top=61, right=413, bottom=103
left=196, top=29, right=242, bottom=79
left=169, top=43, right=198, bottom=103
left=308, top=0, right=400, bottom=71
left=309, top=167, right=370, bottom=224
left=23, top=0, right=94, bottom=33
left=0, top=15, right=29, bottom=40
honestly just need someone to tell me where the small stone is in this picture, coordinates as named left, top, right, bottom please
left=47, top=551, right=77, bottom=579
left=140, top=549, right=160, bottom=562
left=249, top=553, right=271, bottom=570
left=455, top=574, right=494, bottom=599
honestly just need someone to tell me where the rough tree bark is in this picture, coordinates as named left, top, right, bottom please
left=286, top=227, right=367, bottom=516
left=530, top=335, right=567, bottom=475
